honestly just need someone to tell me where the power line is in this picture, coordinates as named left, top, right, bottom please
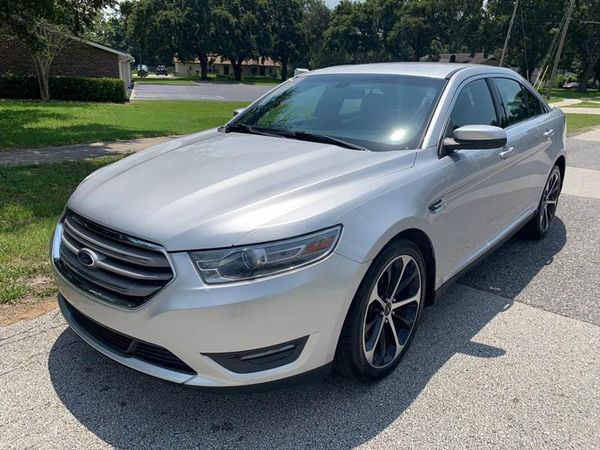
left=546, top=0, right=576, bottom=97
left=500, top=0, right=520, bottom=67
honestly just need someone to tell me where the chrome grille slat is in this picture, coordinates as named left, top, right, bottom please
left=56, top=210, right=174, bottom=308
left=60, top=248, right=161, bottom=297
left=63, top=217, right=169, bottom=267
left=61, top=232, right=172, bottom=281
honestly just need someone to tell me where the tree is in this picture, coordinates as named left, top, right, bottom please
left=0, top=0, right=114, bottom=100
left=127, top=0, right=176, bottom=66
left=212, top=0, right=267, bottom=80
left=264, top=0, right=306, bottom=80
left=175, top=0, right=215, bottom=80
left=484, top=0, right=565, bottom=80
left=295, top=0, right=331, bottom=69
left=391, top=0, right=441, bottom=61
left=90, top=1, right=135, bottom=54
left=324, top=0, right=405, bottom=64
left=569, top=0, right=600, bottom=91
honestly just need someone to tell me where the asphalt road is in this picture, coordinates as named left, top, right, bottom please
left=133, top=81, right=276, bottom=102
left=1, top=132, right=599, bottom=449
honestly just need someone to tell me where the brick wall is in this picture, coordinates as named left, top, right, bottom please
left=0, top=34, right=120, bottom=78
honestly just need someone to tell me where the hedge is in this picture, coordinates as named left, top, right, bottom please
left=0, top=74, right=127, bottom=103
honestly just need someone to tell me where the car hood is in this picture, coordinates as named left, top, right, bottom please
left=68, top=129, right=416, bottom=251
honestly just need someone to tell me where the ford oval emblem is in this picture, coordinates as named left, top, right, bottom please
left=77, top=248, right=97, bottom=267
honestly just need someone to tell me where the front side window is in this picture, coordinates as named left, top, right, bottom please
left=232, top=74, right=446, bottom=151
left=494, top=78, right=534, bottom=127
left=447, top=78, right=499, bottom=135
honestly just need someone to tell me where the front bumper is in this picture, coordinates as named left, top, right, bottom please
left=53, top=232, right=367, bottom=387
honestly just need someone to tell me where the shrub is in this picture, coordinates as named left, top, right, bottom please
left=0, top=74, right=127, bottom=103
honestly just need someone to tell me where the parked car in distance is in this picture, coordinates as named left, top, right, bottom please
left=562, top=81, right=579, bottom=89
left=51, top=63, right=566, bottom=389
left=156, top=65, right=168, bottom=76
left=136, top=64, right=148, bottom=78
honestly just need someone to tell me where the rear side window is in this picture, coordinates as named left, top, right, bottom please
left=521, top=86, right=545, bottom=116
left=494, top=78, right=543, bottom=127
left=447, top=79, right=499, bottom=134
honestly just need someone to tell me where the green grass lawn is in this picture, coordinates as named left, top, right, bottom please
left=567, top=101, right=600, bottom=108
left=0, top=157, right=121, bottom=305
left=0, top=100, right=249, bottom=150
left=565, top=113, right=600, bottom=135
left=133, top=76, right=198, bottom=85
left=205, top=74, right=281, bottom=85
left=545, top=88, right=600, bottom=102
left=135, top=73, right=281, bottom=85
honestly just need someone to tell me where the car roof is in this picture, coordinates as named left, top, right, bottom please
left=305, top=62, right=517, bottom=80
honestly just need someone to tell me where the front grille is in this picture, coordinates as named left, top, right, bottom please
left=65, top=299, right=195, bottom=375
left=56, top=210, right=174, bottom=308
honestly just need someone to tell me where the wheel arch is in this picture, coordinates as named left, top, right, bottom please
left=555, top=155, right=566, bottom=187
left=383, top=228, right=437, bottom=306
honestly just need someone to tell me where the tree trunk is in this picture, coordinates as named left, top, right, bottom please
left=32, top=55, right=51, bottom=101
left=232, top=58, right=243, bottom=81
left=24, top=26, right=67, bottom=102
left=280, top=57, right=288, bottom=81
left=199, top=53, right=209, bottom=80
left=578, top=57, right=599, bottom=92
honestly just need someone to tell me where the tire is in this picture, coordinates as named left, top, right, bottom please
left=524, top=165, right=562, bottom=240
left=335, top=239, right=426, bottom=382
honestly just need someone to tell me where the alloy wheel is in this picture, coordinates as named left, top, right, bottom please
left=540, top=170, right=561, bottom=232
left=362, top=255, right=422, bottom=368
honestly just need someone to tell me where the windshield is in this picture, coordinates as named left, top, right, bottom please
left=230, top=74, right=445, bottom=151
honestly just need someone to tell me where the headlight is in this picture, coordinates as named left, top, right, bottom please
left=189, top=225, right=342, bottom=284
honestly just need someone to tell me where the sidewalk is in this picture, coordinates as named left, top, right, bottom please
left=560, top=107, right=600, bottom=114
left=0, top=136, right=174, bottom=166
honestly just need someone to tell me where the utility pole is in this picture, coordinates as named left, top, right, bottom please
left=500, top=0, right=520, bottom=67
left=546, top=0, right=576, bottom=97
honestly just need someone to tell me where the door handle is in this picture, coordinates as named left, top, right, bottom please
left=499, top=147, right=516, bottom=159
left=543, top=129, right=555, bottom=139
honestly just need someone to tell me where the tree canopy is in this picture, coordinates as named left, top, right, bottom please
left=3, top=0, right=600, bottom=90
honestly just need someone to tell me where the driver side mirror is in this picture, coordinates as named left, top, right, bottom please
left=443, top=125, right=507, bottom=153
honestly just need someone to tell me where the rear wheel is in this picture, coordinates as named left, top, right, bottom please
left=524, top=165, right=562, bottom=240
left=335, top=239, right=426, bottom=381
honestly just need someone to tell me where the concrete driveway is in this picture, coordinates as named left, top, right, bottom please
left=133, top=81, right=276, bottom=102
left=1, top=132, right=599, bottom=449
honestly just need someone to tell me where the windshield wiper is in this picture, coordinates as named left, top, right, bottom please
left=292, top=131, right=369, bottom=151
left=221, top=125, right=368, bottom=151
left=220, top=123, right=283, bottom=138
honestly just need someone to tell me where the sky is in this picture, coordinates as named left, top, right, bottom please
left=325, top=0, right=341, bottom=8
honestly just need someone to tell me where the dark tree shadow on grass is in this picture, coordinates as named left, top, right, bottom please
left=0, top=158, right=122, bottom=233
left=0, top=103, right=173, bottom=150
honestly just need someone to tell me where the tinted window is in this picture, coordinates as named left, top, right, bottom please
left=233, top=74, right=445, bottom=151
left=447, top=79, right=499, bottom=134
left=521, top=86, right=545, bottom=116
left=494, top=78, right=535, bottom=127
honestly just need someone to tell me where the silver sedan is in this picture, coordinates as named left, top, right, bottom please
left=51, top=63, right=566, bottom=388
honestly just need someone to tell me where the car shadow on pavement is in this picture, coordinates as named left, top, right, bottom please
left=458, top=217, right=568, bottom=300
left=47, top=219, right=566, bottom=449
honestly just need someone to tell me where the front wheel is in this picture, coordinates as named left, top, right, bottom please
left=524, top=165, right=562, bottom=239
left=335, top=239, right=426, bottom=382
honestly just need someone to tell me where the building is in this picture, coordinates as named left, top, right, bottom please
left=0, top=34, right=134, bottom=97
left=419, top=52, right=499, bottom=66
left=174, top=56, right=280, bottom=77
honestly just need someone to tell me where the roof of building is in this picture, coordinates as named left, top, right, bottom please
left=70, top=36, right=134, bottom=62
